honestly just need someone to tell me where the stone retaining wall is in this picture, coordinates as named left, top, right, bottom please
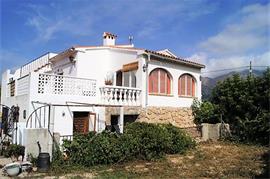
left=105, top=106, right=196, bottom=128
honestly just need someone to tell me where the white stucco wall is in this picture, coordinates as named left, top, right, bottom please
left=51, top=55, right=77, bottom=76
left=52, top=106, right=106, bottom=136
left=76, top=48, right=140, bottom=87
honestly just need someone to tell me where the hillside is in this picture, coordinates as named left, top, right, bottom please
left=202, top=69, right=264, bottom=100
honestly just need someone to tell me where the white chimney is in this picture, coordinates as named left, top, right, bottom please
left=103, top=32, right=117, bottom=46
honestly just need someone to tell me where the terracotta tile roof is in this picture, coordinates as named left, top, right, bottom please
left=145, top=50, right=205, bottom=69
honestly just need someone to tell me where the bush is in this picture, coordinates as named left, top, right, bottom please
left=4, top=144, right=25, bottom=160
left=60, top=122, right=195, bottom=167
left=191, top=99, right=219, bottom=124
left=124, top=122, right=171, bottom=160
left=210, top=69, right=270, bottom=145
left=164, top=124, right=195, bottom=154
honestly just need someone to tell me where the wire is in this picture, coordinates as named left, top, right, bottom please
left=202, top=66, right=248, bottom=73
left=202, top=65, right=269, bottom=74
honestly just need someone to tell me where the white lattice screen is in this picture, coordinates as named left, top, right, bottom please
left=38, top=74, right=96, bottom=97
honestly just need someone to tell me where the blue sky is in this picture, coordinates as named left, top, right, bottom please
left=1, top=0, right=269, bottom=77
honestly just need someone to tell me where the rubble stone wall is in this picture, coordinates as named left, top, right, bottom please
left=105, top=106, right=195, bottom=128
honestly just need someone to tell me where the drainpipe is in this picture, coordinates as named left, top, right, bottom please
left=145, top=53, right=150, bottom=107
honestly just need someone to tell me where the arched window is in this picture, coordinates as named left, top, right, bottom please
left=178, top=74, right=196, bottom=97
left=149, top=68, right=172, bottom=95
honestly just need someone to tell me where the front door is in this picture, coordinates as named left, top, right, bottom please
left=73, top=112, right=89, bottom=134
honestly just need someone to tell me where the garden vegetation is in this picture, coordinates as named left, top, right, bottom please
left=192, top=68, right=270, bottom=145
left=53, top=122, right=195, bottom=167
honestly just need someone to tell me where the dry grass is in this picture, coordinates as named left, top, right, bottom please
left=96, top=141, right=268, bottom=178
left=23, top=141, right=269, bottom=178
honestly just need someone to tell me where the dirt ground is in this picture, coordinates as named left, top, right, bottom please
left=1, top=141, right=269, bottom=178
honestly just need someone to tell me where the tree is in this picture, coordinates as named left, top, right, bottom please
left=210, top=68, right=270, bottom=145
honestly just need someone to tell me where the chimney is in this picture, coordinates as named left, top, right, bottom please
left=103, top=32, right=117, bottom=46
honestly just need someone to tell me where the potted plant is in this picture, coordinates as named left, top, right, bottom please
left=104, top=71, right=114, bottom=85
left=104, top=78, right=113, bottom=85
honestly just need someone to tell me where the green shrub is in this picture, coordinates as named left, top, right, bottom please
left=124, top=122, right=172, bottom=160
left=163, top=124, right=195, bottom=154
left=210, top=69, right=270, bottom=145
left=4, top=144, right=25, bottom=160
left=191, top=99, right=219, bottom=124
left=60, top=122, right=195, bottom=167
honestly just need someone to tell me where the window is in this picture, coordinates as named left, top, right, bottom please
left=10, top=80, right=15, bottom=97
left=149, top=68, right=171, bottom=95
left=123, top=71, right=136, bottom=88
left=178, top=74, right=196, bottom=97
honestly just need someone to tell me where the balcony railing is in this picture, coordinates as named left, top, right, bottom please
left=8, top=72, right=142, bottom=107
left=100, top=86, right=141, bottom=106
left=37, top=73, right=97, bottom=97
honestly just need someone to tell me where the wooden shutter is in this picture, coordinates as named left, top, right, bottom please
left=192, top=78, right=195, bottom=97
left=180, top=76, right=186, bottom=95
left=10, top=81, right=15, bottom=97
left=160, top=70, right=166, bottom=94
left=187, top=75, right=191, bottom=96
left=152, top=70, right=159, bottom=93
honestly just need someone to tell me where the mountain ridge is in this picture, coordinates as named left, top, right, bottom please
left=201, top=69, right=264, bottom=100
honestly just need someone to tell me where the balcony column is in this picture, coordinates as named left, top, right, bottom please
left=119, top=106, right=124, bottom=133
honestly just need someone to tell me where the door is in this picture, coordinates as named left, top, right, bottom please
left=73, top=112, right=89, bottom=134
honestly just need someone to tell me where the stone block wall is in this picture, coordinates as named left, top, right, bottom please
left=201, top=123, right=230, bottom=141
left=137, top=107, right=196, bottom=128
left=105, top=106, right=196, bottom=128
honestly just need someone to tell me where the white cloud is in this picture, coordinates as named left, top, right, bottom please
left=188, top=51, right=270, bottom=77
left=189, top=3, right=270, bottom=77
left=24, top=0, right=217, bottom=42
left=199, top=3, right=270, bottom=56
left=25, top=3, right=96, bottom=42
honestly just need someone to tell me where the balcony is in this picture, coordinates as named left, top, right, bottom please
left=12, top=73, right=142, bottom=107
left=100, top=86, right=141, bottom=106
left=36, top=73, right=97, bottom=97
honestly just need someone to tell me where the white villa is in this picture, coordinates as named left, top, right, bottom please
left=1, top=32, right=205, bottom=150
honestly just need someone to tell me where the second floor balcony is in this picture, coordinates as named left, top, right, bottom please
left=9, top=72, right=142, bottom=107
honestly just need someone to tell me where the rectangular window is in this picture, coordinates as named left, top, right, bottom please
left=10, top=81, right=15, bottom=97
left=123, top=71, right=136, bottom=88
left=123, top=72, right=129, bottom=87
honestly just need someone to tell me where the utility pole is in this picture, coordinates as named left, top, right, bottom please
left=128, top=35, right=133, bottom=45
left=249, top=61, right=252, bottom=77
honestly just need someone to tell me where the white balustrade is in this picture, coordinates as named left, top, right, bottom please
left=100, top=86, right=142, bottom=106
left=37, top=73, right=96, bottom=97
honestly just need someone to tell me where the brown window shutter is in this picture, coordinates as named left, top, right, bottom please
left=192, top=78, right=195, bottom=97
left=160, top=69, right=166, bottom=94
left=180, top=76, right=186, bottom=95
left=187, top=75, right=191, bottom=96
